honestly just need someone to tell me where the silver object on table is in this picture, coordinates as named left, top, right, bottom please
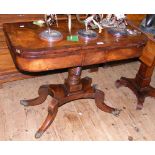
left=39, top=14, right=62, bottom=42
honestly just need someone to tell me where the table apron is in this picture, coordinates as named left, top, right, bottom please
left=15, top=47, right=143, bottom=72
left=82, top=47, right=143, bottom=66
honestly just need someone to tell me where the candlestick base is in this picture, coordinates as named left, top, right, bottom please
left=77, top=29, right=98, bottom=40
left=107, top=27, right=127, bottom=37
left=40, top=29, right=63, bottom=42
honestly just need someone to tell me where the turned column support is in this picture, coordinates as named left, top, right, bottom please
left=21, top=66, right=121, bottom=138
left=65, top=67, right=82, bottom=93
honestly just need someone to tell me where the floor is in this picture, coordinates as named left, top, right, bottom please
left=1, top=60, right=155, bottom=141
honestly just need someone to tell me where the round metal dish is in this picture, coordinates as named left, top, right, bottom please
left=77, top=29, right=98, bottom=40
left=107, top=27, right=127, bottom=37
left=40, top=29, right=63, bottom=42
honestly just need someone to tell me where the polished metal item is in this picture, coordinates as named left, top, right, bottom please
left=76, top=14, right=103, bottom=33
left=101, top=14, right=127, bottom=29
left=126, top=29, right=140, bottom=36
left=105, top=14, right=128, bottom=37
left=140, top=14, right=155, bottom=35
left=107, top=27, right=127, bottom=37
left=39, top=14, right=62, bottom=42
left=40, top=29, right=63, bottom=42
left=77, top=29, right=98, bottom=40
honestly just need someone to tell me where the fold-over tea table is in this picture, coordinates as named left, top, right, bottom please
left=4, top=20, right=147, bottom=138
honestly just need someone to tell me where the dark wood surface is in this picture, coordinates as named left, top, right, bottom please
left=0, top=14, right=85, bottom=84
left=4, top=18, right=147, bottom=138
left=116, top=36, right=155, bottom=110
left=0, top=14, right=44, bottom=84
left=0, top=14, right=146, bottom=84
left=4, top=19, right=147, bottom=138
left=4, top=20, right=147, bottom=72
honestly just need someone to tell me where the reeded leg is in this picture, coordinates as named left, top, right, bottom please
left=21, top=66, right=120, bottom=138
left=35, top=98, right=58, bottom=139
left=20, top=85, right=49, bottom=106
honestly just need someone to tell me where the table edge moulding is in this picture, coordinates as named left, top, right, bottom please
left=3, top=18, right=147, bottom=138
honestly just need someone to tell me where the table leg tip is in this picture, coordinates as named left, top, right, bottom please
left=20, top=100, right=28, bottom=106
left=115, top=80, right=121, bottom=88
left=112, top=109, right=122, bottom=117
left=35, top=131, right=44, bottom=139
left=136, top=104, right=143, bottom=110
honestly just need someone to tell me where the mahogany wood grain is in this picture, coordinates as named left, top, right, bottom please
left=0, top=14, right=45, bottom=84
left=0, top=14, right=146, bottom=84
left=116, top=37, right=155, bottom=110
left=89, top=14, right=146, bottom=72
left=127, top=14, right=145, bottom=25
left=3, top=20, right=147, bottom=72
left=4, top=19, right=147, bottom=138
left=0, top=14, right=87, bottom=84
left=20, top=67, right=120, bottom=138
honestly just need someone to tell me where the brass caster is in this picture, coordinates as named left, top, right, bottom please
left=20, top=100, right=29, bottom=106
left=112, top=109, right=122, bottom=117
left=35, top=131, right=44, bottom=139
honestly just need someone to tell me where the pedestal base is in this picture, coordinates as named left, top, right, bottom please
left=21, top=69, right=121, bottom=138
left=115, top=77, right=155, bottom=110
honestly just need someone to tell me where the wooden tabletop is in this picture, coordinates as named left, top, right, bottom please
left=4, top=19, right=147, bottom=72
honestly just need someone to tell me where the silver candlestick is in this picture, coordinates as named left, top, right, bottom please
left=39, top=14, right=63, bottom=42
left=77, top=15, right=98, bottom=40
